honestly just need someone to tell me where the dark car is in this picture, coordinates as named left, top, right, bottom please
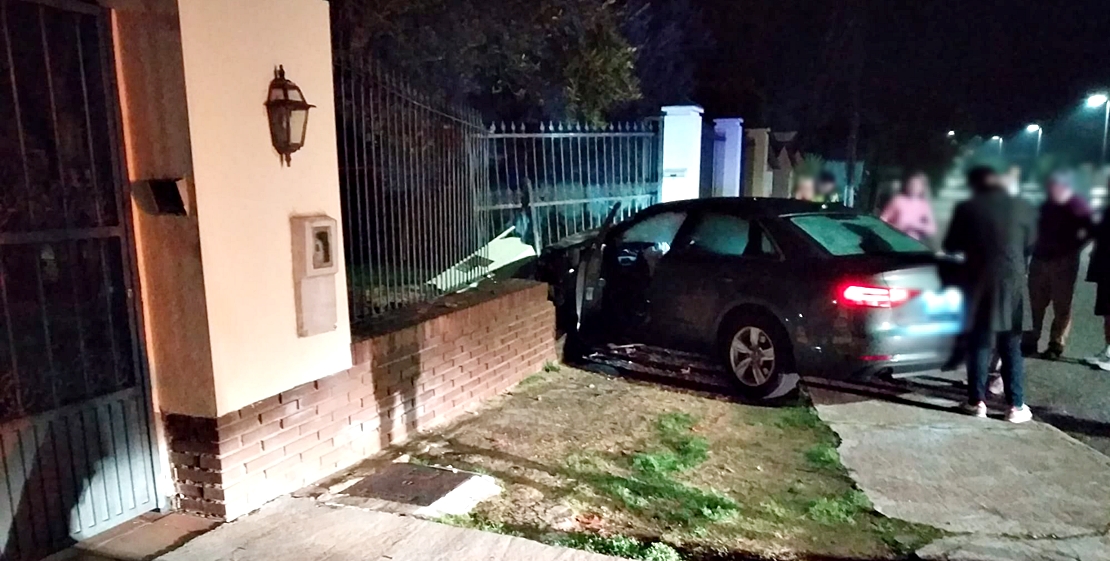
left=538, top=198, right=965, bottom=398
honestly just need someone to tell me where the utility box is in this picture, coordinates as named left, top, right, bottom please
left=291, top=215, right=339, bottom=337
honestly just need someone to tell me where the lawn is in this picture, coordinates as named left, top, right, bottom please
left=398, top=367, right=941, bottom=561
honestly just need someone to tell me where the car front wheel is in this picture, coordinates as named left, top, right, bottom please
left=721, top=316, right=788, bottom=399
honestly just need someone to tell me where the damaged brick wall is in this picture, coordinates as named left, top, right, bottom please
left=164, top=280, right=556, bottom=519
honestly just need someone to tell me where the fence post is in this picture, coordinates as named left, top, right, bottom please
left=713, top=118, right=744, bottom=197
left=660, top=105, right=704, bottom=202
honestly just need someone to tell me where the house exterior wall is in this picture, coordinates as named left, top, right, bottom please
left=164, top=281, right=556, bottom=520
left=110, top=0, right=217, bottom=420
left=175, top=0, right=352, bottom=416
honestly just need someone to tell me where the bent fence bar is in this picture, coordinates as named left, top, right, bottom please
left=334, top=52, right=491, bottom=323
left=482, top=121, right=662, bottom=253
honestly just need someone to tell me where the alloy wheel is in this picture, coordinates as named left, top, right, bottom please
left=729, top=326, right=776, bottom=387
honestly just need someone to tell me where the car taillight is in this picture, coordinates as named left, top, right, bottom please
left=839, top=284, right=920, bottom=308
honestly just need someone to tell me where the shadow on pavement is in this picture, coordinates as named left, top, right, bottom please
left=1032, top=409, right=1110, bottom=440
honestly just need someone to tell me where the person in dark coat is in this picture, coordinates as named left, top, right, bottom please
left=943, top=165, right=1036, bottom=423
left=1083, top=207, right=1110, bottom=370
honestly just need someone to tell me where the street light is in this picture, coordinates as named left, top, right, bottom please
left=1026, top=124, right=1043, bottom=160
left=991, top=135, right=1004, bottom=157
left=1086, top=93, right=1109, bottom=166
left=947, top=130, right=956, bottom=138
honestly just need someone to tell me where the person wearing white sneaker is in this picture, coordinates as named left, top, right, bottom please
left=945, top=167, right=1035, bottom=421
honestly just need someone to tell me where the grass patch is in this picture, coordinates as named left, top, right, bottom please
left=585, top=473, right=738, bottom=526
left=554, top=534, right=683, bottom=561
left=517, top=374, right=548, bottom=389
left=630, top=413, right=710, bottom=476
left=440, top=514, right=684, bottom=561
left=804, top=443, right=842, bottom=471
left=807, top=490, right=872, bottom=525
left=543, top=361, right=562, bottom=373
left=577, top=412, right=738, bottom=527
left=771, top=406, right=824, bottom=429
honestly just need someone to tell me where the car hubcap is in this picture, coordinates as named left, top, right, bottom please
left=730, top=326, right=775, bottom=387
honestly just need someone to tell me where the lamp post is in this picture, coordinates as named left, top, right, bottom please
left=1026, top=124, right=1042, bottom=160
left=991, top=135, right=1004, bottom=158
left=1087, top=93, right=1109, bottom=166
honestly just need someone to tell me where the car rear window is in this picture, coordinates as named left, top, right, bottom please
left=789, top=214, right=929, bottom=255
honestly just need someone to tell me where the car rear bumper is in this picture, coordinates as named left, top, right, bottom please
left=802, top=327, right=961, bottom=380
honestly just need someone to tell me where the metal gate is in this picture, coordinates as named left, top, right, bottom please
left=0, top=1, right=159, bottom=559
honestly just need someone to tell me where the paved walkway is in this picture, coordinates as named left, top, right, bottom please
left=807, top=375, right=1110, bottom=561
left=156, top=497, right=620, bottom=561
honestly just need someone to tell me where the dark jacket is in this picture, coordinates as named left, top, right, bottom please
left=943, top=189, right=1037, bottom=332
left=1087, top=217, right=1110, bottom=283
left=1033, top=196, right=1092, bottom=260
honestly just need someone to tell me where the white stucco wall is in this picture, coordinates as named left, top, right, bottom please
left=177, top=0, right=351, bottom=416
left=660, top=105, right=703, bottom=203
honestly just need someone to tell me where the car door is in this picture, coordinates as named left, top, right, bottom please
left=574, top=204, right=623, bottom=336
left=647, top=210, right=786, bottom=351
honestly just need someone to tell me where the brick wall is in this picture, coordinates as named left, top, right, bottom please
left=163, top=280, right=556, bottom=519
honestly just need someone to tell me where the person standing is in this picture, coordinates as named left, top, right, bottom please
left=943, top=166, right=1036, bottom=423
left=814, top=171, right=841, bottom=203
left=1022, top=172, right=1093, bottom=359
left=1084, top=206, right=1110, bottom=370
left=880, top=170, right=937, bottom=244
left=793, top=175, right=816, bottom=201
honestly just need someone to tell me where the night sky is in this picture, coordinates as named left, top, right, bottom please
left=697, top=0, right=1110, bottom=142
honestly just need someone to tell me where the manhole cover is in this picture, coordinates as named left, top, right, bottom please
left=343, top=464, right=473, bottom=506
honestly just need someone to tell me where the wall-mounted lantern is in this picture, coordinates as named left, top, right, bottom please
left=264, top=65, right=315, bottom=166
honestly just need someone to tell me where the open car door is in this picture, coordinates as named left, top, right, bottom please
left=574, top=204, right=622, bottom=338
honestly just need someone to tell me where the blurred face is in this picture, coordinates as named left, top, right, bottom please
left=794, top=178, right=815, bottom=200
left=905, top=174, right=928, bottom=198
left=1048, top=181, right=1072, bottom=204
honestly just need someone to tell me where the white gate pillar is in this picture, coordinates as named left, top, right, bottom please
left=713, top=118, right=744, bottom=197
left=660, top=105, right=703, bottom=202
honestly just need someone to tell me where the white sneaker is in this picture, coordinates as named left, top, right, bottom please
left=1006, top=405, right=1033, bottom=424
left=1083, top=349, right=1110, bottom=366
left=960, top=401, right=987, bottom=418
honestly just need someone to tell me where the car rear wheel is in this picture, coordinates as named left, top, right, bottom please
left=721, top=315, right=789, bottom=399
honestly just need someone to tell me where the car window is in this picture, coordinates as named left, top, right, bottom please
left=790, top=214, right=928, bottom=255
left=687, top=213, right=779, bottom=258
left=689, top=213, right=751, bottom=256
left=618, top=211, right=687, bottom=247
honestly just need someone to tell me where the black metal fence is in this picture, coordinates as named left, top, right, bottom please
left=483, top=121, right=662, bottom=253
left=334, top=52, right=491, bottom=323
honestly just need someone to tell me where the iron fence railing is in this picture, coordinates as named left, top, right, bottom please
left=483, top=121, right=662, bottom=253
left=334, top=53, right=491, bottom=323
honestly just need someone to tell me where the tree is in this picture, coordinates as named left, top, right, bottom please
left=332, top=0, right=656, bottom=122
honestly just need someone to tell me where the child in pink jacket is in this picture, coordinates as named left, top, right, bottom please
left=881, top=171, right=936, bottom=244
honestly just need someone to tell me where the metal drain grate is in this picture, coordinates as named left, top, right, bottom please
left=342, top=464, right=473, bottom=506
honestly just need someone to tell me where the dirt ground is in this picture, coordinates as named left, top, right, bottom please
left=385, top=367, right=940, bottom=560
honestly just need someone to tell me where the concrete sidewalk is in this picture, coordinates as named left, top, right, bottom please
left=807, top=375, right=1110, bottom=561
left=155, top=497, right=621, bottom=561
